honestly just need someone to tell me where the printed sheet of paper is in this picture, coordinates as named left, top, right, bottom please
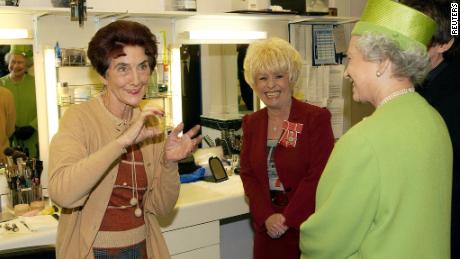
left=333, top=25, right=347, bottom=53
left=327, top=98, right=345, bottom=139
left=329, top=65, right=345, bottom=98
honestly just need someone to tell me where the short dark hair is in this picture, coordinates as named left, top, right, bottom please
left=401, top=0, right=459, bottom=60
left=87, top=20, right=158, bottom=76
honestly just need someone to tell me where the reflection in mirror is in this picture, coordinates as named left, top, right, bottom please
left=0, top=44, right=39, bottom=158
left=180, top=45, right=202, bottom=133
left=236, top=44, right=253, bottom=112
left=180, top=44, right=254, bottom=121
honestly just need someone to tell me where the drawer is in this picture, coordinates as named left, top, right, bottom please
left=164, top=221, right=219, bottom=255
left=172, top=244, right=220, bottom=259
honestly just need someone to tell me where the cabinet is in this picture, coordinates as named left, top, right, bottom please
left=54, top=54, right=174, bottom=129
left=164, top=221, right=220, bottom=258
left=55, top=65, right=102, bottom=117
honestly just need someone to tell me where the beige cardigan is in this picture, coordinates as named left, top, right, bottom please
left=48, top=96, right=179, bottom=259
left=0, top=86, right=16, bottom=161
left=0, top=87, right=15, bottom=160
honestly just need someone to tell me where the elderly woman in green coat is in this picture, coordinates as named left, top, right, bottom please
left=300, top=0, right=453, bottom=258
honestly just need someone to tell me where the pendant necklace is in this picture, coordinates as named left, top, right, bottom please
left=378, top=87, right=415, bottom=107
left=130, top=149, right=142, bottom=217
left=103, top=91, right=131, bottom=127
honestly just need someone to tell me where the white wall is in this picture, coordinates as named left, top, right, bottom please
left=335, top=0, right=374, bottom=131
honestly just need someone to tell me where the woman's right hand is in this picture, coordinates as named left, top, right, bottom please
left=116, top=106, right=164, bottom=148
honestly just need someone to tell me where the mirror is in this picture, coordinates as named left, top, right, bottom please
left=236, top=44, right=253, bottom=112
left=0, top=44, right=39, bottom=159
left=208, top=156, right=228, bottom=182
left=180, top=44, right=254, bottom=124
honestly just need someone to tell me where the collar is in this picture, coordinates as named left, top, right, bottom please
left=96, top=95, right=140, bottom=133
left=424, top=60, right=449, bottom=86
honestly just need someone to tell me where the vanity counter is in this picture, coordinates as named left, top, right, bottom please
left=0, top=175, right=252, bottom=258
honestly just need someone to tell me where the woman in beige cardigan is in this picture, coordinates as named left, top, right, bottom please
left=48, top=20, right=202, bottom=258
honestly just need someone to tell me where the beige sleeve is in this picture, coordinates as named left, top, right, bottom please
left=144, top=141, right=180, bottom=217
left=4, top=89, right=15, bottom=137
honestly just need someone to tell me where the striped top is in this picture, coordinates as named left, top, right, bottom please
left=94, top=144, right=148, bottom=248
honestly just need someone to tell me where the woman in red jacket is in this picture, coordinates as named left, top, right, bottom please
left=240, top=37, right=334, bottom=259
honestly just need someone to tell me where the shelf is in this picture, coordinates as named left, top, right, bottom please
left=0, top=6, right=357, bottom=25
left=57, top=65, right=91, bottom=68
left=0, top=6, right=196, bottom=19
left=289, top=16, right=359, bottom=25
left=147, top=93, right=173, bottom=98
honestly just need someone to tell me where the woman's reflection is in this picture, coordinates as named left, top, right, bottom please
left=0, top=45, right=38, bottom=158
left=237, top=44, right=253, bottom=111
left=181, top=45, right=202, bottom=133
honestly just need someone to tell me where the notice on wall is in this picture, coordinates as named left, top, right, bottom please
left=293, top=64, right=345, bottom=138
left=312, top=24, right=337, bottom=65
left=333, top=25, right=347, bottom=53
left=295, top=64, right=345, bottom=105
left=327, top=97, right=345, bottom=139
left=329, top=65, right=345, bottom=98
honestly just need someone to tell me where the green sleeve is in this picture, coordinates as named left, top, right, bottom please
left=300, top=132, right=380, bottom=259
left=30, top=117, right=38, bottom=130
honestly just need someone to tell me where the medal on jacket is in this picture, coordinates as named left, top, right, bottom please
left=279, top=120, right=303, bottom=148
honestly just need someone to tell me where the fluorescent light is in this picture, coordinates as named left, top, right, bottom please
left=170, top=47, right=182, bottom=127
left=188, top=31, right=267, bottom=40
left=44, top=48, right=59, bottom=140
left=0, top=28, right=29, bottom=39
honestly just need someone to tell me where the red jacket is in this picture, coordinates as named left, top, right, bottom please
left=240, top=98, right=334, bottom=231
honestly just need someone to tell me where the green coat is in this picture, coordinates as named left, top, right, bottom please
left=0, top=74, right=38, bottom=157
left=300, top=92, right=452, bottom=259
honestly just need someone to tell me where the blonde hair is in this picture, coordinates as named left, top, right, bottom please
left=243, top=37, right=303, bottom=89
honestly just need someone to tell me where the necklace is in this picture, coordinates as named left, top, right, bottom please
left=102, top=91, right=132, bottom=126
left=130, top=149, right=142, bottom=217
left=378, top=87, right=415, bottom=107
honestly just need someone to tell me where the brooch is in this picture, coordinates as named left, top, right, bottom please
left=278, top=120, right=303, bottom=148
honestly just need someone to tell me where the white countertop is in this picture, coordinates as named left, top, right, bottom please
left=0, top=215, right=58, bottom=252
left=158, top=175, right=249, bottom=231
left=0, top=175, right=249, bottom=252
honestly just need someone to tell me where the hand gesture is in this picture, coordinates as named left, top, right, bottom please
left=116, top=106, right=164, bottom=148
left=265, top=213, right=289, bottom=239
left=164, top=123, right=203, bottom=162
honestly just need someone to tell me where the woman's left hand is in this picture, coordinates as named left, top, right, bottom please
left=164, top=123, right=203, bottom=162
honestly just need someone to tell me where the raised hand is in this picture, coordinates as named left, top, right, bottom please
left=164, top=123, right=203, bottom=162
left=116, top=106, right=164, bottom=148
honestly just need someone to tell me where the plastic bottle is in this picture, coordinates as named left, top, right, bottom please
left=147, top=69, right=158, bottom=98
left=54, top=42, right=62, bottom=66
left=159, top=64, right=169, bottom=93
left=59, top=82, right=72, bottom=104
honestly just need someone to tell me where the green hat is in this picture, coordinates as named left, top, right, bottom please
left=9, top=45, right=33, bottom=58
left=352, top=0, right=436, bottom=50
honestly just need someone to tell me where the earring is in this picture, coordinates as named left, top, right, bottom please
left=376, top=71, right=382, bottom=77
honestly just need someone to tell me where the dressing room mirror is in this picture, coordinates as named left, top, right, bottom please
left=0, top=44, right=39, bottom=159
left=180, top=44, right=254, bottom=124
